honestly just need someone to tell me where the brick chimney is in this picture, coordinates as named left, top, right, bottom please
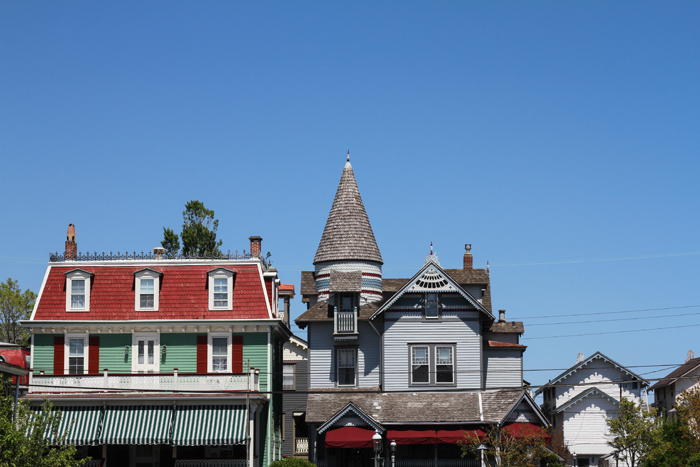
left=463, top=244, right=473, bottom=270
left=249, top=236, right=262, bottom=257
left=65, top=224, right=77, bottom=260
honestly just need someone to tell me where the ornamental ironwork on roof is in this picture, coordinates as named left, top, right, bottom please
left=313, top=158, right=383, bottom=265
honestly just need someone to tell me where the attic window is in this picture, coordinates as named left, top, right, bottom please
left=208, top=268, right=234, bottom=311
left=425, top=293, right=439, bottom=318
left=134, top=269, right=160, bottom=311
left=65, top=270, right=92, bottom=312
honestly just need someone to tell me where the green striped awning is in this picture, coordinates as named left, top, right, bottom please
left=99, top=405, right=173, bottom=445
left=172, top=405, right=247, bottom=446
left=29, top=406, right=102, bottom=446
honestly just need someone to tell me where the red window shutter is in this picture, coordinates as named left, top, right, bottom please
left=54, top=336, right=65, bottom=375
left=231, top=336, right=243, bottom=374
left=197, top=335, right=208, bottom=373
left=88, top=336, right=100, bottom=374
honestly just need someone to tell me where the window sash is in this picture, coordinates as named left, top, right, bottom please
left=410, top=345, right=455, bottom=385
left=68, top=338, right=85, bottom=375
left=213, top=278, right=229, bottom=307
left=71, top=279, right=86, bottom=309
left=283, top=364, right=295, bottom=389
left=337, top=349, right=356, bottom=386
left=425, top=293, right=439, bottom=318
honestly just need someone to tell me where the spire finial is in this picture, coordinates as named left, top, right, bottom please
left=347, top=150, right=350, bottom=162
left=430, top=241, right=433, bottom=255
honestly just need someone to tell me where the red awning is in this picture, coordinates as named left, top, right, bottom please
left=387, top=430, right=437, bottom=445
left=502, top=423, right=550, bottom=443
left=436, top=429, right=486, bottom=444
left=325, top=426, right=375, bottom=448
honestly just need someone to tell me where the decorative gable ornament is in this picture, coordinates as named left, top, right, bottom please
left=409, top=266, right=455, bottom=292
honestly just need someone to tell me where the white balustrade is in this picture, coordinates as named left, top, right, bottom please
left=295, top=437, right=309, bottom=454
left=174, top=460, right=248, bottom=467
left=30, top=372, right=256, bottom=393
left=334, top=307, right=357, bottom=334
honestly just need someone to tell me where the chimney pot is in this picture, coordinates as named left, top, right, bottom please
left=498, top=309, right=506, bottom=323
left=249, top=236, right=263, bottom=257
left=463, top=244, right=473, bottom=270
left=65, top=224, right=77, bottom=260
left=153, top=247, right=165, bottom=260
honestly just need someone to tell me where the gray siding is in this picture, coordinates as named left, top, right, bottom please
left=383, top=314, right=482, bottom=391
left=308, top=322, right=380, bottom=388
left=483, top=349, right=522, bottom=389
left=282, top=359, right=309, bottom=457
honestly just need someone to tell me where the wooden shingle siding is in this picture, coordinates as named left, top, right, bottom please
left=383, top=315, right=481, bottom=391
left=98, top=334, right=131, bottom=373
left=242, top=333, right=268, bottom=390
left=483, top=349, right=522, bottom=389
left=308, top=322, right=380, bottom=388
left=160, top=333, right=198, bottom=373
left=33, top=334, right=55, bottom=375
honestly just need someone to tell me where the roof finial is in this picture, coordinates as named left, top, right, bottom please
left=347, top=150, right=350, bottom=162
left=430, top=241, right=433, bottom=255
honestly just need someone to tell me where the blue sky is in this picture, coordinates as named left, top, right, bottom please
left=1, top=1, right=699, bottom=395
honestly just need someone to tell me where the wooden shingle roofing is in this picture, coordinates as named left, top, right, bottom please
left=649, top=357, right=700, bottom=391
left=313, top=161, right=383, bottom=265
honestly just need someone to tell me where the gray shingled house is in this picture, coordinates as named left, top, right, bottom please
left=295, top=155, right=549, bottom=467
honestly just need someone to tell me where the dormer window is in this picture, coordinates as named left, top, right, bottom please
left=425, top=293, right=439, bottom=318
left=208, top=268, right=235, bottom=311
left=134, top=269, right=161, bottom=311
left=65, top=269, right=93, bottom=312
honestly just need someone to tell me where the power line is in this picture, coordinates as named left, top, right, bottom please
left=521, top=304, right=700, bottom=320
left=522, top=322, right=700, bottom=340
left=526, top=310, right=700, bottom=327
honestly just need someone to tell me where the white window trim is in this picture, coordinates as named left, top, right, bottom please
left=131, top=333, right=160, bottom=373
left=66, top=271, right=91, bottom=312
left=336, top=347, right=357, bottom=387
left=208, top=333, right=232, bottom=373
left=208, top=269, right=234, bottom=311
left=135, top=270, right=160, bottom=311
left=410, top=345, right=430, bottom=386
left=283, top=362, right=296, bottom=390
left=409, top=343, right=457, bottom=387
left=64, top=333, right=89, bottom=375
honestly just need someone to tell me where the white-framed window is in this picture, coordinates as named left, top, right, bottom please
left=134, top=269, right=160, bottom=311
left=208, top=269, right=234, bottom=311
left=283, top=363, right=296, bottom=390
left=208, top=333, right=232, bottom=373
left=409, top=344, right=456, bottom=386
left=336, top=348, right=357, bottom=387
left=65, top=270, right=92, bottom=312
left=64, top=334, right=89, bottom=374
left=132, top=334, right=160, bottom=373
left=621, top=381, right=639, bottom=390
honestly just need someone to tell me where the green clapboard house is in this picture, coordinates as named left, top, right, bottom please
left=23, top=228, right=292, bottom=467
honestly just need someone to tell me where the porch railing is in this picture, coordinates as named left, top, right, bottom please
left=334, top=307, right=357, bottom=334
left=29, top=368, right=260, bottom=394
left=295, top=437, right=309, bottom=454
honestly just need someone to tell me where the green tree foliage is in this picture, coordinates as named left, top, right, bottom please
left=646, top=386, right=700, bottom=467
left=607, top=398, right=657, bottom=467
left=0, top=278, right=36, bottom=346
left=460, top=425, right=555, bottom=467
left=161, top=200, right=223, bottom=257
left=269, top=458, right=317, bottom=467
left=0, top=383, right=86, bottom=467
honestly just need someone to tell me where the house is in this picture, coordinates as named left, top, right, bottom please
left=536, top=352, right=649, bottom=467
left=296, top=156, right=549, bottom=467
left=282, top=335, right=310, bottom=459
left=650, top=351, right=700, bottom=417
left=22, top=227, right=291, bottom=467
left=0, top=341, right=30, bottom=389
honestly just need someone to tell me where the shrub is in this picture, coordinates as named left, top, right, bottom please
left=270, top=458, right=317, bottom=467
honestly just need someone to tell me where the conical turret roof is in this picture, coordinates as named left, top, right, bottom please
left=313, top=158, right=383, bottom=265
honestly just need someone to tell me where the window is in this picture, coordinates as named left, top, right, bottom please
left=425, top=293, right=439, bottom=318
left=208, top=269, right=234, bottom=311
left=64, top=334, right=89, bottom=374
left=337, top=348, right=356, bottom=386
left=411, top=346, right=430, bottom=384
left=208, top=334, right=232, bottom=373
left=409, top=344, right=456, bottom=386
left=621, top=381, right=639, bottom=390
left=283, top=363, right=295, bottom=390
left=337, top=293, right=356, bottom=313
left=65, top=270, right=92, bottom=312
left=68, top=338, right=85, bottom=374
left=134, top=269, right=160, bottom=311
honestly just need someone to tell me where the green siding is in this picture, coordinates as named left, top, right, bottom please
left=33, top=334, right=55, bottom=374
left=240, top=333, right=268, bottom=391
left=160, top=333, right=198, bottom=373
left=98, top=334, right=132, bottom=373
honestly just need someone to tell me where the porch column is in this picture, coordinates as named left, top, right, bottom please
left=308, top=428, right=317, bottom=465
left=249, top=404, right=257, bottom=467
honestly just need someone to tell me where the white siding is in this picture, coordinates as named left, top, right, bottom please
left=308, top=322, right=380, bottom=389
left=562, top=395, right=617, bottom=458
left=483, top=349, right=522, bottom=389
left=383, top=314, right=481, bottom=391
left=555, top=362, right=643, bottom=406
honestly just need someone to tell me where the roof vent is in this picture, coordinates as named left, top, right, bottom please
left=576, top=352, right=585, bottom=363
left=498, top=309, right=506, bottom=323
left=687, top=350, right=695, bottom=363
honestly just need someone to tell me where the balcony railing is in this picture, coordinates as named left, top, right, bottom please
left=29, top=368, right=260, bottom=394
left=295, top=437, right=309, bottom=455
left=334, top=307, right=357, bottom=335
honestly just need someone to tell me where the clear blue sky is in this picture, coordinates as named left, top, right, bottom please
left=2, top=1, right=699, bottom=395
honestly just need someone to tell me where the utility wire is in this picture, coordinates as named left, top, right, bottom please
left=521, top=304, right=700, bottom=320
left=526, top=310, right=700, bottom=327
left=522, top=322, right=700, bottom=340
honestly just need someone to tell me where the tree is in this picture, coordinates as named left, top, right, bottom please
left=677, top=384, right=700, bottom=441
left=161, top=200, right=223, bottom=257
left=607, top=398, right=658, bottom=467
left=0, top=278, right=36, bottom=346
left=0, top=381, right=86, bottom=467
left=269, top=458, right=317, bottom=467
left=460, top=425, right=556, bottom=467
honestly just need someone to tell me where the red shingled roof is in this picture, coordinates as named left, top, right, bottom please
left=33, top=264, right=271, bottom=321
left=279, top=284, right=295, bottom=291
